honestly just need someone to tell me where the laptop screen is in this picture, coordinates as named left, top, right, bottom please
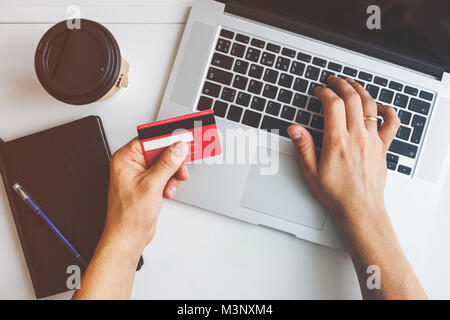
left=227, top=0, right=450, bottom=71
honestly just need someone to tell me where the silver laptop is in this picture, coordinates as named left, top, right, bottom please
left=158, top=0, right=450, bottom=257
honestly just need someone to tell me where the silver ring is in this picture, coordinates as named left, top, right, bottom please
left=363, top=116, right=378, bottom=122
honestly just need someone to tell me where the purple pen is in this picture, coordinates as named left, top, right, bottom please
left=12, top=183, right=87, bottom=268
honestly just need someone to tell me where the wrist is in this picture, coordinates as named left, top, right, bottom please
left=99, top=224, right=145, bottom=264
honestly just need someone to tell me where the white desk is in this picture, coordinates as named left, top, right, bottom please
left=0, top=1, right=449, bottom=300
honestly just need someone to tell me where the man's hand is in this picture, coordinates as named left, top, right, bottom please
left=73, top=138, right=188, bottom=299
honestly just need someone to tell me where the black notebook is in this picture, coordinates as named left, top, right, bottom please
left=0, top=116, right=139, bottom=298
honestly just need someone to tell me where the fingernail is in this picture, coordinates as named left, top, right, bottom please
left=172, top=142, right=189, bottom=158
left=167, top=186, right=177, bottom=198
left=288, top=125, right=302, bottom=140
left=328, top=75, right=335, bottom=81
left=346, top=78, right=355, bottom=83
left=183, top=166, right=189, bottom=179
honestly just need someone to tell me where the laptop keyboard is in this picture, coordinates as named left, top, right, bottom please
left=196, top=28, right=436, bottom=177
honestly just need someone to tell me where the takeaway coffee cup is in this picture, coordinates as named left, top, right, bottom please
left=35, top=19, right=129, bottom=105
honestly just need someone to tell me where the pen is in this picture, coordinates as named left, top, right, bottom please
left=12, top=183, right=87, bottom=268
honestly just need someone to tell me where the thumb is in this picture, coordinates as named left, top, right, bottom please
left=143, top=142, right=189, bottom=191
left=288, top=124, right=318, bottom=182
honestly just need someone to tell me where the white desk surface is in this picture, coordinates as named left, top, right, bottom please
left=0, top=1, right=449, bottom=300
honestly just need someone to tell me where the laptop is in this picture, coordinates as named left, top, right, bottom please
left=158, top=0, right=450, bottom=261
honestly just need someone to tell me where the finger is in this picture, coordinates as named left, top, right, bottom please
left=327, top=77, right=364, bottom=131
left=142, top=142, right=189, bottom=190
left=348, top=80, right=378, bottom=132
left=378, top=104, right=400, bottom=148
left=175, top=164, right=189, bottom=181
left=314, top=84, right=347, bottom=135
left=163, top=177, right=183, bottom=199
left=110, top=137, right=147, bottom=173
left=287, top=124, right=319, bottom=185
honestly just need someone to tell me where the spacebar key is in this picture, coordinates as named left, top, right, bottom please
left=388, top=139, right=418, bottom=159
left=261, top=115, right=291, bottom=138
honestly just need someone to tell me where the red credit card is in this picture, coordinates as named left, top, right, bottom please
left=137, top=110, right=221, bottom=168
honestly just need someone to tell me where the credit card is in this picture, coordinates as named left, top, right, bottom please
left=137, top=110, right=221, bottom=168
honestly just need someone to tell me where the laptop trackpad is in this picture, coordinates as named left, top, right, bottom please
left=240, top=149, right=328, bottom=230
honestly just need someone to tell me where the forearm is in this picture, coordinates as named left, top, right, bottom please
left=335, top=206, right=427, bottom=300
left=72, top=229, right=143, bottom=300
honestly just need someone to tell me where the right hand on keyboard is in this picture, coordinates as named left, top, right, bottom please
left=288, top=75, right=399, bottom=224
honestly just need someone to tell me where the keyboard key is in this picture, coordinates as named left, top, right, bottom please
left=409, top=98, right=431, bottom=115
left=281, top=105, right=296, bottom=120
left=308, top=98, right=322, bottom=113
left=260, top=52, right=276, bottom=67
left=282, top=48, right=296, bottom=58
left=293, top=93, right=308, bottom=108
left=263, top=84, right=278, bottom=99
left=411, top=114, right=426, bottom=144
left=396, top=125, right=411, bottom=140
left=310, top=114, right=324, bottom=130
left=398, top=110, right=412, bottom=125
left=278, top=73, right=294, bottom=88
left=211, top=53, right=234, bottom=70
left=236, top=92, right=251, bottom=107
left=290, top=61, right=306, bottom=76
left=216, top=38, right=231, bottom=53
left=328, top=62, right=342, bottom=72
left=202, top=81, right=221, bottom=98
left=295, top=110, right=311, bottom=125
left=343, top=67, right=357, bottom=77
left=398, top=165, right=412, bottom=175
left=242, top=110, right=262, bottom=128
left=248, top=79, right=263, bottom=95
left=366, top=84, right=380, bottom=99
left=230, top=43, right=246, bottom=58
left=308, top=129, right=323, bottom=147
left=261, top=115, right=291, bottom=138
left=266, top=43, right=281, bottom=53
left=308, top=82, right=323, bottom=96
left=355, top=80, right=365, bottom=87
left=263, top=69, right=279, bottom=84
left=394, top=93, right=409, bottom=108
left=379, top=89, right=394, bottom=104
left=236, top=34, right=250, bottom=44
left=232, top=75, right=248, bottom=90
left=358, top=71, right=373, bottom=82
left=305, top=66, right=320, bottom=81
left=404, top=86, right=418, bottom=96
left=297, top=52, right=312, bottom=63
left=245, top=47, right=261, bottom=62
left=374, top=76, right=388, bottom=86
left=221, top=87, right=236, bottom=102
left=213, top=100, right=228, bottom=117
left=312, top=57, right=327, bottom=67
left=387, top=162, right=397, bottom=171
left=320, top=70, right=335, bottom=84
left=275, top=56, right=291, bottom=72
left=387, top=153, right=399, bottom=164
left=278, top=89, right=293, bottom=104
left=207, top=67, right=233, bottom=85
left=197, top=96, right=213, bottom=111
left=251, top=38, right=265, bottom=49
left=419, top=90, right=433, bottom=101
left=227, top=105, right=243, bottom=122
left=266, top=101, right=281, bottom=116
left=389, top=81, right=403, bottom=91
left=389, top=140, right=418, bottom=159
left=248, top=64, right=264, bottom=79
left=250, top=96, right=266, bottom=111
left=220, top=29, right=234, bottom=39
left=233, top=60, right=249, bottom=75
left=293, top=78, right=308, bottom=93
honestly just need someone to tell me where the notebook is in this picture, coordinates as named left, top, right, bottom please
left=0, top=116, right=141, bottom=298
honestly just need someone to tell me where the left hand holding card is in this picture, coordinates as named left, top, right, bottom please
left=137, top=110, right=222, bottom=168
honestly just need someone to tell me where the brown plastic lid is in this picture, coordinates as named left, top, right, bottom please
left=35, top=19, right=121, bottom=105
